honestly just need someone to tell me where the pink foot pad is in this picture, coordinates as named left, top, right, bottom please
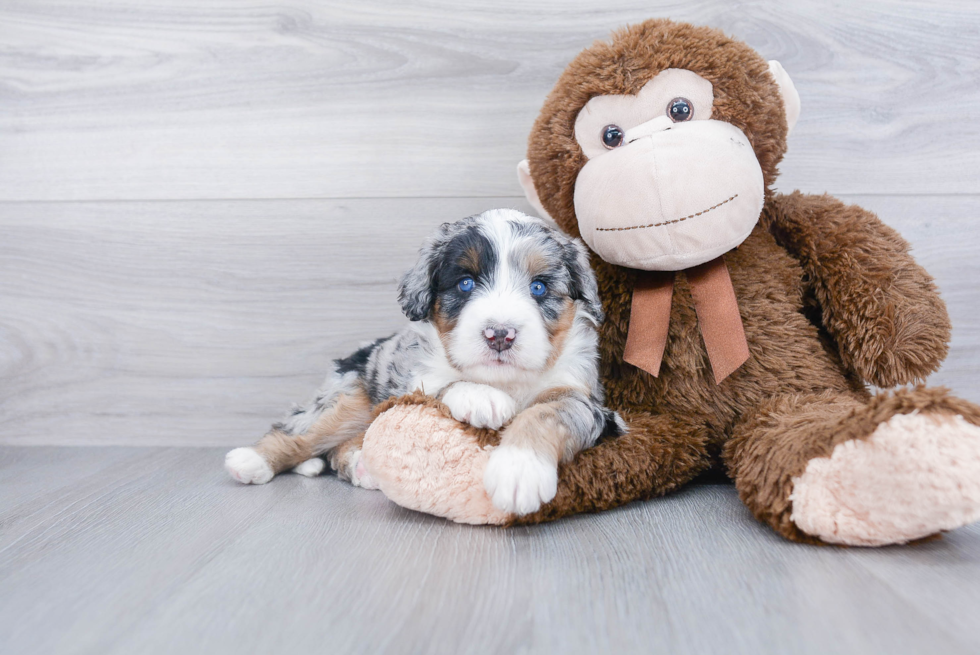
left=791, top=412, right=980, bottom=546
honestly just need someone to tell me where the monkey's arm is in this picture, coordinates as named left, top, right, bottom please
left=764, top=191, right=950, bottom=387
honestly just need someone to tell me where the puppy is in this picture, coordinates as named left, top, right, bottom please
left=225, top=208, right=624, bottom=515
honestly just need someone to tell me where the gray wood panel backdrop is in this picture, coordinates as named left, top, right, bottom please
left=2, top=0, right=978, bottom=446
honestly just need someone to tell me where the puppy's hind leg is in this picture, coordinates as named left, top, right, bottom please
left=225, top=372, right=373, bottom=484
left=328, top=435, right=379, bottom=489
left=293, top=457, right=326, bottom=478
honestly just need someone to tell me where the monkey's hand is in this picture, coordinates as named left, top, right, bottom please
left=766, top=191, right=950, bottom=387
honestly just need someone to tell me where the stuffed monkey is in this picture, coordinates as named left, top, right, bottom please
left=361, top=19, right=980, bottom=545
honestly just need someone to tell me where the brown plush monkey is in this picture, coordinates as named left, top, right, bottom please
left=360, top=19, right=980, bottom=545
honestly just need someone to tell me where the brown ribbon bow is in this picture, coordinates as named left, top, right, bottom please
left=623, top=256, right=749, bottom=384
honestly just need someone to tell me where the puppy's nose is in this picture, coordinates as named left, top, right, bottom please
left=484, top=327, right=517, bottom=352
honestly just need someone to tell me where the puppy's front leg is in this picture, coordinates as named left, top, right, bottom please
left=484, top=389, right=613, bottom=515
left=440, top=381, right=517, bottom=430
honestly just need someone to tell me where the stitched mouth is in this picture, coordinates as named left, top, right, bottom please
left=594, top=193, right=738, bottom=232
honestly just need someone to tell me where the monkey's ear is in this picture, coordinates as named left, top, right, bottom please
left=768, top=60, right=801, bottom=135
left=517, top=160, right=555, bottom=222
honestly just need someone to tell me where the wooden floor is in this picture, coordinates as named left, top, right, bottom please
left=1, top=446, right=979, bottom=655
left=3, top=2, right=980, bottom=653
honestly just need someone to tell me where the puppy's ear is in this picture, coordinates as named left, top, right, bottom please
left=398, top=251, right=435, bottom=322
left=398, top=224, right=450, bottom=321
left=564, top=238, right=604, bottom=324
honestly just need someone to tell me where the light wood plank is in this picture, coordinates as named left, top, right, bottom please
left=1, top=0, right=978, bottom=201
left=0, top=195, right=976, bottom=447
left=0, top=197, right=521, bottom=446
left=0, top=446, right=978, bottom=655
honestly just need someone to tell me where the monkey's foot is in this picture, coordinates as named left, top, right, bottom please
left=361, top=401, right=512, bottom=525
left=790, top=412, right=980, bottom=546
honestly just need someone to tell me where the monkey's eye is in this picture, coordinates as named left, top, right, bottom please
left=601, top=125, right=625, bottom=149
left=457, top=278, right=474, bottom=293
left=530, top=281, right=547, bottom=297
left=668, top=98, right=694, bottom=122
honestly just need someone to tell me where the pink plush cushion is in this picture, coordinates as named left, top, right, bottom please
left=360, top=403, right=511, bottom=525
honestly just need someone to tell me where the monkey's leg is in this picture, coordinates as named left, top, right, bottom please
left=724, top=387, right=980, bottom=545
left=225, top=387, right=373, bottom=485
left=512, top=410, right=713, bottom=525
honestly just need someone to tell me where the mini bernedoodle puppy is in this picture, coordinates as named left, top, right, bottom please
left=225, top=208, right=624, bottom=515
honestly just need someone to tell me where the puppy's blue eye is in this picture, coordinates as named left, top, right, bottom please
left=457, top=278, right=474, bottom=293
left=530, top=281, right=547, bottom=297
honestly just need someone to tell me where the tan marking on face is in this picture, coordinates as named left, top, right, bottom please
left=521, top=248, right=551, bottom=279
left=431, top=298, right=462, bottom=366
left=545, top=299, right=577, bottom=368
left=460, top=246, right=482, bottom=274
left=253, top=388, right=372, bottom=474
left=431, top=298, right=457, bottom=339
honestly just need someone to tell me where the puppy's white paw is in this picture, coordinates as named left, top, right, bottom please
left=293, top=457, right=325, bottom=478
left=483, top=446, right=558, bottom=515
left=442, top=382, right=517, bottom=430
left=225, top=447, right=274, bottom=485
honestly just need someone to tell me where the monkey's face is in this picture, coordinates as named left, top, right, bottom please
left=571, top=68, right=764, bottom=271
left=519, top=20, right=800, bottom=273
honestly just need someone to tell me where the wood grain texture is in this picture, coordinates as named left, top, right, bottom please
left=0, top=194, right=976, bottom=447
left=1, top=0, right=978, bottom=201
left=2, top=5, right=979, bottom=651
left=0, top=197, right=516, bottom=445
left=1, top=446, right=978, bottom=655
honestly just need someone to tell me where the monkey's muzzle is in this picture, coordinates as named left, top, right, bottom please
left=573, top=119, right=765, bottom=271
